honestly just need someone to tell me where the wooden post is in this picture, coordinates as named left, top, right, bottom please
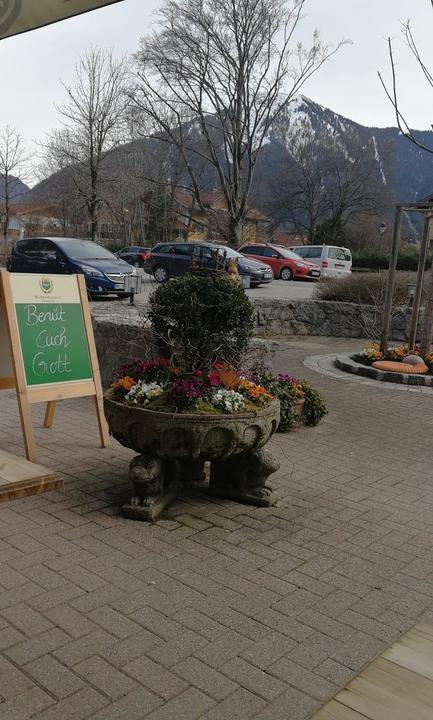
left=77, top=274, right=109, bottom=448
left=409, top=213, right=431, bottom=350
left=380, top=207, right=403, bottom=354
left=419, top=266, right=433, bottom=357
left=43, top=401, right=56, bottom=429
left=0, top=272, right=37, bottom=461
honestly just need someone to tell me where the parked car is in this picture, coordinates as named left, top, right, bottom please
left=116, top=245, right=150, bottom=267
left=239, top=243, right=321, bottom=281
left=143, top=241, right=274, bottom=286
left=287, top=244, right=352, bottom=279
left=7, top=237, right=137, bottom=298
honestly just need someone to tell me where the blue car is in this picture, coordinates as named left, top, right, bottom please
left=7, top=237, right=136, bottom=298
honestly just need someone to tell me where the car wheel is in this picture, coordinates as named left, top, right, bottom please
left=154, top=265, right=169, bottom=283
left=280, top=267, right=293, bottom=281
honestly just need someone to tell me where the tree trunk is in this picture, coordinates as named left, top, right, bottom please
left=420, top=270, right=433, bottom=356
left=228, top=217, right=243, bottom=248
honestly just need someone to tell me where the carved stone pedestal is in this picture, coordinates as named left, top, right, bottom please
left=209, top=449, right=279, bottom=507
left=122, top=455, right=179, bottom=522
left=122, top=450, right=279, bottom=521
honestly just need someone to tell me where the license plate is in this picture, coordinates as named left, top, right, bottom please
left=264, top=272, right=272, bottom=278
left=311, top=271, right=320, bottom=277
left=114, top=283, right=124, bottom=289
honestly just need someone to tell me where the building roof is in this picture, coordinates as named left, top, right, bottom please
left=273, top=231, right=306, bottom=247
left=174, top=190, right=270, bottom=223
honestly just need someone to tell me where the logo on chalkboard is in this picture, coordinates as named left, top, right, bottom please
left=39, top=277, right=53, bottom=295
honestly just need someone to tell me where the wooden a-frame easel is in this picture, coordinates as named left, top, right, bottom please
left=0, top=271, right=109, bottom=462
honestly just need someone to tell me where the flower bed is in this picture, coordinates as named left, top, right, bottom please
left=111, top=359, right=327, bottom=432
left=353, top=343, right=433, bottom=373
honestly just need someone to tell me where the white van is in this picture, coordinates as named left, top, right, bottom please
left=288, top=244, right=352, bottom=279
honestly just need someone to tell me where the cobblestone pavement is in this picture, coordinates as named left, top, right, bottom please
left=1, top=336, right=433, bottom=719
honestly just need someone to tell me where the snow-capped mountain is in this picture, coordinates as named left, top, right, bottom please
left=26, top=96, right=433, bottom=220
left=257, top=95, right=433, bottom=203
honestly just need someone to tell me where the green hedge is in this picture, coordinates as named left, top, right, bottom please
left=352, top=247, right=431, bottom=272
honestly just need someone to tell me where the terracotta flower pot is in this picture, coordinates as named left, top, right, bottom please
left=295, top=398, right=305, bottom=418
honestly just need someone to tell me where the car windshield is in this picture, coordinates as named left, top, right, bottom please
left=56, top=239, right=117, bottom=261
left=213, top=246, right=243, bottom=259
left=274, top=247, right=303, bottom=260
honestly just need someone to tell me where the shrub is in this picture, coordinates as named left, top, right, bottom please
left=302, top=384, right=328, bottom=426
left=148, top=271, right=254, bottom=371
left=352, top=247, right=431, bottom=272
left=315, top=272, right=419, bottom=306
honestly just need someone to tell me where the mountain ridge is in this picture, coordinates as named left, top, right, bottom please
left=19, top=96, right=433, bottom=220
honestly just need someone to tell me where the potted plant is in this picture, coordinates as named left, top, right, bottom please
left=252, top=371, right=327, bottom=432
left=104, top=271, right=281, bottom=520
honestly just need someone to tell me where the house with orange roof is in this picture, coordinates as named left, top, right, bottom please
left=174, top=190, right=272, bottom=245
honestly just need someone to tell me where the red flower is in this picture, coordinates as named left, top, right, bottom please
left=194, top=369, right=203, bottom=377
left=208, top=370, right=221, bottom=386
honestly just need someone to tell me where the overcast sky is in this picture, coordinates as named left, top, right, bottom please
left=2, top=0, right=433, bottom=155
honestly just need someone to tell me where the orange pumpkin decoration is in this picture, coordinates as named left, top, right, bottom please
left=219, top=368, right=242, bottom=389
left=372, top=360, right=428, bottom=374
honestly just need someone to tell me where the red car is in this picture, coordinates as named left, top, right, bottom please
left=239, top=243, right=321, bottom=281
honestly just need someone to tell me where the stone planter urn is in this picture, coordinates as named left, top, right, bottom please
left=104, top=389, right=281, bottom=521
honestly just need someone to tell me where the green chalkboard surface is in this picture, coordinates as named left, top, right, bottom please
left=15, top=302, right=92, bottom=386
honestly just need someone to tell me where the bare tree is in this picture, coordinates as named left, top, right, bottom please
left=379, top=7, right=433, bottom=155
left=272, top=123, right=389, bottom=243
left=44, top=48, right=129, bottom=241
left=0, top=126, right=28, bottom=246
left=131, top=0, right=344, bottom=247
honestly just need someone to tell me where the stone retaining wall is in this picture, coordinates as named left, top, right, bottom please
left=91, top=298, right=414, bottom=387
left=252, top=299, right=412, bottom=341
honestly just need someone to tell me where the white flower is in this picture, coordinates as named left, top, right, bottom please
left=125, top=381, right=163, bottom=405
left=211, top=388, right=245, bottom=413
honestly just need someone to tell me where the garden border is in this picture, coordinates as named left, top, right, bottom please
left=334, top=353, right=433, bottom=387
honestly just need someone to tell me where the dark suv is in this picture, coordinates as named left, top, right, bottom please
left=144, top=242, right=273, bottom=286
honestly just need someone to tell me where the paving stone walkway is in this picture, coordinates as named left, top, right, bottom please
left=1, top=336, right=433, bottom=719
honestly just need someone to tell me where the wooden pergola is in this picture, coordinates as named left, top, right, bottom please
left=381, top=197, right=433, bottom=354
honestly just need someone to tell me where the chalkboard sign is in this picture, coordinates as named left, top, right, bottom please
left=0, top=271, right=108, bottom=461
left=11, top=274, right=92, bottom=387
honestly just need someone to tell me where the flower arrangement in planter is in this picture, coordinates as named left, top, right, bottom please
left=252, top=370, right=328, bottom=432
left=111, top=358, right=273, bottom=415
left=111, top=359, right=327, bottom=432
